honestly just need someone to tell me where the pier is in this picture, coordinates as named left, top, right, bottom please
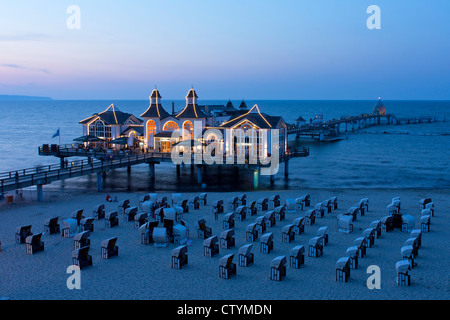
left=288, top=113, right=445, bottom=141
left=287, top=113, right=393, bottom=141
left=0, top=146, right=309, bottom=201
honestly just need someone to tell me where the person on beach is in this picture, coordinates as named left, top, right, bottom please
left=16, top=189, right=23, bottom=201
left=113, top=196, right=118, bottom=202
left=106, top=194, right=112, bottom=202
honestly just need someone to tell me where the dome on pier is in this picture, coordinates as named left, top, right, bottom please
left=373, top=97, right=386, bottom=115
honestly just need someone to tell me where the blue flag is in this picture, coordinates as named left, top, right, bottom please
left=52, top=128, right=60, bottom=138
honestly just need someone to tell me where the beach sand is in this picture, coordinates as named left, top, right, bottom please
left=0, top=188, right=448, bottom=300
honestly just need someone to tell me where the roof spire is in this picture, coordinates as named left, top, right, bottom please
left=141, top=88, right=170, bottom=119
left=239, top=99, right=247, bottom=109
left=177, top=87, right=201, bottom=118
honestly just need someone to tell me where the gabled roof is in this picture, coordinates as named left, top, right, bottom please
left=239, top=100, right=248, bottom=109
left=79, top=104, right=142, bottom=125
left=161, top=115, right=180, bottom=123
left=219, top=105, right=285, bottom=129
left=120, top=125, right=144, bottom=137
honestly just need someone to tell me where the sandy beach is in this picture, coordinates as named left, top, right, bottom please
left=0, top=188, right=448, bottom=300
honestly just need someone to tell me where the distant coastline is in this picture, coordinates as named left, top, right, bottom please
left=0, top=95, right=52, bottom=101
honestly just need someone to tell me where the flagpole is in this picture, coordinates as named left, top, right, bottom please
left=59, top=127, right=61, bottom=146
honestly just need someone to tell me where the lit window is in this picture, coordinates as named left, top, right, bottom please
left=163, top=121, right=179, bottom=132
left=90, top=120, right=106, bottom=138
left=147, top=120, right=156, bottom=135
left=183, top=121, right=193, bottom=139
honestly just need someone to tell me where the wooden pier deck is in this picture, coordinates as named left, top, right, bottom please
left=1, top=146, right=309, bottom=199
left=287, top=113, right=445, bottom=140
left=287, top=113, right=392, bottom=137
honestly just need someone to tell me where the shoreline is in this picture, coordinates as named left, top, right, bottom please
left=2, top=187, right=450, bottom=210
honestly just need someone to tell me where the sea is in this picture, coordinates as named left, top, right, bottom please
left=0, top=100, right=449, bottom=193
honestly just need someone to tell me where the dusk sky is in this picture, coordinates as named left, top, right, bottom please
left=0, top=0, right=449, bottom=100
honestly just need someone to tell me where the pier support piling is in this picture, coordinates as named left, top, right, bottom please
left=285, top=159, right=289, bottom=178
left=60, top=157, right=65, bottom=169
left=36, top=184, right=43, bottom=202
left=197, top=166, right=203, bottom=184
left=253, top=168, right=260, bottom=190
left=218, top=165, right=222, bottom=180
left=96, top=172, right=103, bottom=192
left=149, top=163, right=155, bottom=180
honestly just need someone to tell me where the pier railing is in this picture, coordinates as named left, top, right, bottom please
left=287, top=113, right=446, bottom=138
left=1, top=152, right=165, bottom=193
left=287, top=113, right=390, bottom=135
left=39, top=144, right=142, bottom=158
left=1, top=146, right=309, bottom=193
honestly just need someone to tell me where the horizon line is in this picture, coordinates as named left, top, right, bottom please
left=6, top=98, right=450, bottom=101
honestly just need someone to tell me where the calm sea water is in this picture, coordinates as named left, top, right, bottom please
left=0, top=100, right=449, bottom=192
